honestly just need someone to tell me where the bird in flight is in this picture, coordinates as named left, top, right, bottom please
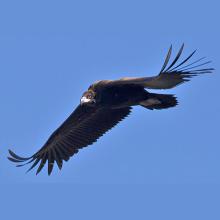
left=8, top=44, right=213, bottom=175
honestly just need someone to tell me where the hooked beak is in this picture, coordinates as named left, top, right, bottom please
left=80, top=97, right=96, bottom=105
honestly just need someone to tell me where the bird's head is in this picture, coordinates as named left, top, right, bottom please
left=80, top=90, right=96, bottom=106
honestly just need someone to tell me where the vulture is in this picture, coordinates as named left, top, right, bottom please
left=8, top=44, right=213, bottom=175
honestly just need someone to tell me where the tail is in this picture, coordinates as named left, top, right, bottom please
left=140, top=93, right=178, bottom=110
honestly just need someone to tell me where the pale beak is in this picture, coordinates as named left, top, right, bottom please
left=80, top=97, right=96, bottom=105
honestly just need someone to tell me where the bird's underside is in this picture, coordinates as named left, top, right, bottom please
left=8, top=44, right=214, bottom=175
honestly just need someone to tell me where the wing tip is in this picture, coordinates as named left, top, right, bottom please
left=8, top=149, right=32, bottom=161
left=160, top=44, right=214, bottom=75
left=8, top=148, right=65, bottom=176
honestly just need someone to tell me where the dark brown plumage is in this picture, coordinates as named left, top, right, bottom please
left=8, top=44, right=213, bottom=175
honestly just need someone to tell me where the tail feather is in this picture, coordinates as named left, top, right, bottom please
left=140, top=93, right=178, bottom=110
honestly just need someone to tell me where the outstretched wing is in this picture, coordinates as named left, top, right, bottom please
left=8, top=105, right=132, bottom=175
left=105, top=44, right=214, bottom=89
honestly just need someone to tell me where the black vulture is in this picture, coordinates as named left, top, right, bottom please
left=8, top=44, right=213, bottom=175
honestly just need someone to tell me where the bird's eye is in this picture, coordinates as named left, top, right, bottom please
left=87, top=95, right=92, bottom=99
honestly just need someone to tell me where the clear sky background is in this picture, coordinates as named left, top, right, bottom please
left=0, top=0, right=220, bottom=219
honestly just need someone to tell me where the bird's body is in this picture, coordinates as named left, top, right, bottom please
left=83, top=79, right=179, bottom=111
left=91, top=82, right=148, bottom=108
left=8, top=44, right=214, bottom=175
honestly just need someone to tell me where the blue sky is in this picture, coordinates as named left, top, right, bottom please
left=0, top=0, right=220, bottom=219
